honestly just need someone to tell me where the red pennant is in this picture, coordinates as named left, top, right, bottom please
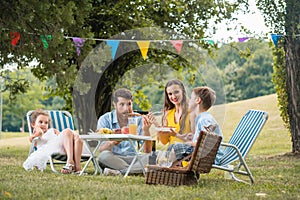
left=170, top=40, right=183, bottom=54
left=10, top=31, right=21, bottom=46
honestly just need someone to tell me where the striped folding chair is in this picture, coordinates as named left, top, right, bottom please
left=212, top=109, right=269, bottom=184
left=27, top=110, right=91, bottom=173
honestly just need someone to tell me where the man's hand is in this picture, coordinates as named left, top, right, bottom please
left=141, top=114, right=154, bottom=153
left=142, top=114, right=154, bottom=135
left=99, top=141, right=119, bottom=152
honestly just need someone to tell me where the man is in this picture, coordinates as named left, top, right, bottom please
left=97, top=88, right=153, bottom=175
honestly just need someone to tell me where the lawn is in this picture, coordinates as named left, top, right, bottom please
left=1, top=94, right=299, bottom=200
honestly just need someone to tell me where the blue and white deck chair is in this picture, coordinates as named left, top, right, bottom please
left=27, top=110, right=92, bottom=173
left=212, top=109, right=268, bottom=184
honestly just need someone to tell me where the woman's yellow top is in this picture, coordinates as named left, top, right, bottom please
left=166, top=108, right=191, bottom=144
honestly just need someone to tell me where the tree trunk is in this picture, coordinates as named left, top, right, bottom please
left=285, top=0, right=300, bottom=154
left=73, top=47, right=137, bottom=134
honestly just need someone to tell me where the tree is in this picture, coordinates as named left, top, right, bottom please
left=2, top=69, right=45, bottom=131
left=1, top=0, right=249, bottom=133
left=216, top=40, right=274, bottom=102
left=257, top=0, right=300, bottom=154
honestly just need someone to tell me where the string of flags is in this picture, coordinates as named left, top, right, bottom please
left=5, top=31, right=296, bottom=60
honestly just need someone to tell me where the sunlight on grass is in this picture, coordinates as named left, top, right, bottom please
left=1, top=94, right=299, bottom=199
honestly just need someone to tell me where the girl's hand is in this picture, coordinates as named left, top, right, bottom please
left=33, top=127, right=44, bottom=137
left=29, top=127, right=44, bottom=142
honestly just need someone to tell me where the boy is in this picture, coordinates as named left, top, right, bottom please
left=170, top=86, right=223, bottom=165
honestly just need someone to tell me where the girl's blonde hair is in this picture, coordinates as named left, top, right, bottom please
left=30, top=109, right=50, bottom=126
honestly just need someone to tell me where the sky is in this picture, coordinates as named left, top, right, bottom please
left=212, top=0, right=270, bottom=42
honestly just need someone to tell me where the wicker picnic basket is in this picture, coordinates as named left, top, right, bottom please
left=145, top=131, right=222, bottom=186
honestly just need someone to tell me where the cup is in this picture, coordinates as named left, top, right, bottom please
left=224, top=165, right=234, bottom=179
left=128, top=117, right=138, bottom=134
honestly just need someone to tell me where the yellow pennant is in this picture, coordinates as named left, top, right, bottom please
left=137, top=41, right=150, bottom=60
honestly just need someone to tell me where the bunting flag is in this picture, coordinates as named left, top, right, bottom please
left=238, top=37, right=250, bottom=42
left=40, top=35, right=52, bottom=49
left=106, top=40, right=120, bottom=59
left=170, top=40, right=183, bottom=54
left=72, top=37, right=85, bottom=56
left=137, top=41, right=150, bottom=60
left=271, top=34, right=283, bottom=47
left=203, top=39, right=215, bottom=45
left=4, top=30, right=298, bottom=59
left=9, top=31, right=21, bottom=46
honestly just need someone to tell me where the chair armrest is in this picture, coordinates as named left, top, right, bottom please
left=219, top=142, right=244, bottom=162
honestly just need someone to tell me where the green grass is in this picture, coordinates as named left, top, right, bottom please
left=1, top=94, right=300, bottom=200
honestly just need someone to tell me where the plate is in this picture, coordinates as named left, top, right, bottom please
left=155, top=127, right=176, bottom=132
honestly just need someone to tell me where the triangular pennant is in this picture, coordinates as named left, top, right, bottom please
left=106, top=40, right=120, bottom=60
left=201, top=38, right=215, bottom=45
left=40, top=35, right=52, bottom=49
left=271, top=33, right=283, bottom=47
left=170, top=40, right=183, bottom=54
left=238, top=37, right=250, bottom=42
left=72, top=37, right=85, bottom=56
left=137, top=41, right=150, bottom=60
left=9, top=31, right=21, bottom=46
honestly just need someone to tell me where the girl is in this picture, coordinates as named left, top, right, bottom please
left=23, top=109, right=83, bottom=174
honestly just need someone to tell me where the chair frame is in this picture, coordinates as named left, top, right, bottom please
left=212, top=109, right=269, bottom=184
left=26, top=110, right=92, bottom=173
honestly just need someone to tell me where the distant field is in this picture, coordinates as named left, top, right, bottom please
left=211, top=93, right=290, bottom=156
left=0, top=132, right=28, bottom=140
left=1, top=93, right=291, bottom=155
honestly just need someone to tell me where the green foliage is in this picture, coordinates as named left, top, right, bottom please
left=271, top=42, right=289, bottom=131
left=1, top=0, right=249, bottom=113
left=1, top=69, right=65, bottom=131
left=1, top=0, right=94, bottom=110
left=215, top=40, right=275, bottom=102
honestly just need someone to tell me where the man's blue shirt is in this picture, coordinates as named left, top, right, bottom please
left=97, top=110, right=143, bottom=156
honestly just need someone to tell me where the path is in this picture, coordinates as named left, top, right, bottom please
left=0, top=136, right=30, bottom=147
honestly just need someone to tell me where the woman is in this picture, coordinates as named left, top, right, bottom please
left=156, top=79, right=194, bottom=144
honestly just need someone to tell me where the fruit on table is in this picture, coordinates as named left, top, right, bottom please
left=113, top=128, right=122, bottom=134
left=98, top=128, right=113, bottom=134
left=121, top=127, right=129, bottom=134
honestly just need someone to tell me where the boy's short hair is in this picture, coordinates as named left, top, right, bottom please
left=193, top=86, right=216, bottom=110
left=112, top=88, right=133, bottom=103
